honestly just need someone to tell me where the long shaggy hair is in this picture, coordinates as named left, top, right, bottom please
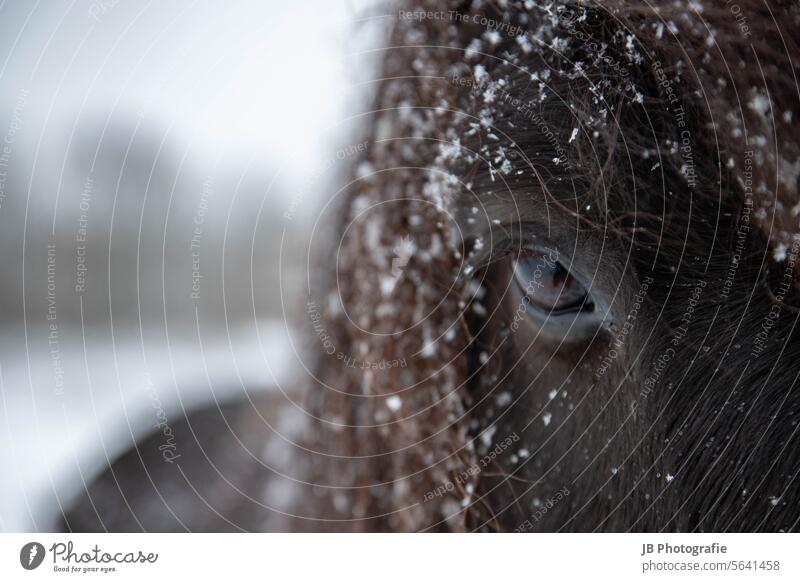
left=304, top=0, right=800, bottom=531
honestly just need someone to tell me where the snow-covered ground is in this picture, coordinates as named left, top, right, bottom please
left=0, top=0, right=386, bottom=531
left=0, top=320, right=296, bottom=531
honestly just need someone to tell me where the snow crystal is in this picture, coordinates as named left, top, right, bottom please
left=473, top=64, right=489, bottom=84
left=748, top=91, right=771, bottom=119
left=439, top=138, right=462, bottom=161
left=516, top=34, right=533, bottom=54
left=333, top=492, right=349, bottom=513
left=568, top=127, right=578, bottom=143
left=483, top=84, right=497, bottom=104
left=480, top=424, right=497, bottom=449
left=380, top=275, right=396, bottom=296
left=464, top=38, right=482, bottom=60
left=355, top=161, right=374, bottom=179
left=483, top=30, right=502, bottom=46
left=386, top=395, right=402, bottom=412
left=542, top=412, right=552, bottom=426
left=468, top=280, right=486, bottom=301
left=495, top=391, right=512, bottom=407
left=773, top=243, right=788, bottom=262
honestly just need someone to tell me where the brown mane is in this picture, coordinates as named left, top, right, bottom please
left=305, top=0, right=800, bottom=531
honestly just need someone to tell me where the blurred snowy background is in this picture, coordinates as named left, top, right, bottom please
left=0, top=0, right=385, bottom=531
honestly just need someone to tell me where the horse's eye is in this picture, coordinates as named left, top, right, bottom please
left=512, top=249, right=594, bottom=315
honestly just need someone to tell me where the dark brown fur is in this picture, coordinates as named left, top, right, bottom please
left=307, top=0, right=800, bottom=532
left=63, top=0, right=800, bottom=533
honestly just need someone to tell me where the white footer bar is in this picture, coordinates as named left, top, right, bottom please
left=1, top=533, right=797, bottom=581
